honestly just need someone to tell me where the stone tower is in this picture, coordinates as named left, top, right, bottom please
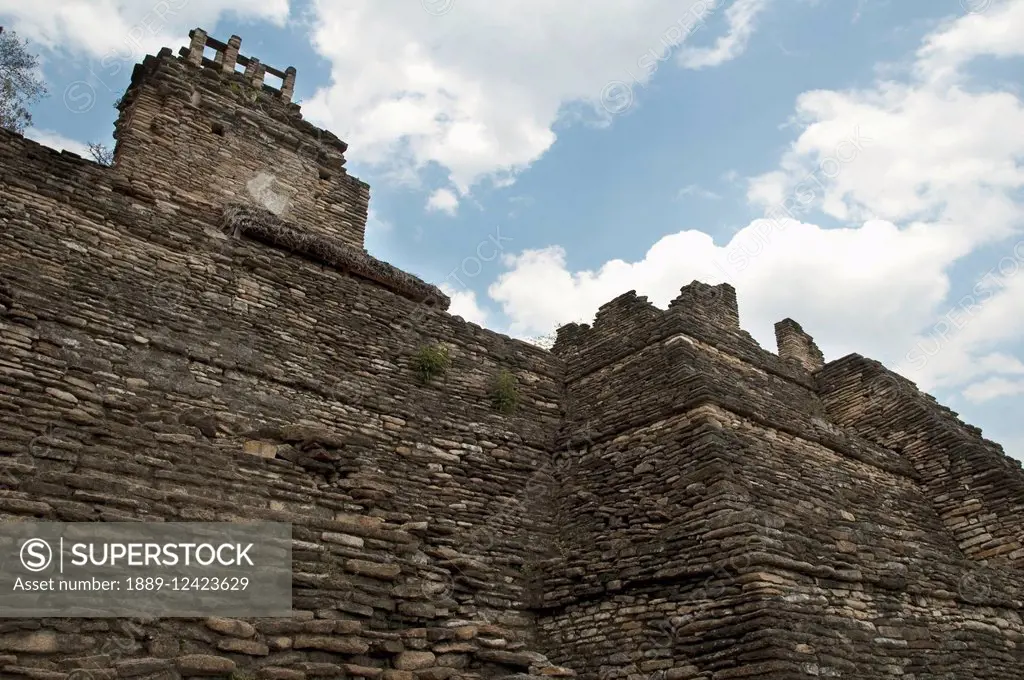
left=112, top=29, right=369, bottom=250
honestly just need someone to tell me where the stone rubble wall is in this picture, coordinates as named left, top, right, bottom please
left=552, top=291, right=905, bottom=478
left=773, top=319, right=825, bottom=373
left=539, top=283, right=1024, bottom=678
left=0, top=129, right=572, bottom=680
left=541, top=398, right=1024, bottom=678
left=552, top=290, right=812, bottom=388
left=664, top=282, right=739, bottom=332
left=713, top=408, right=1024, bottom=679
left=2, top=30, right=1024, bottom=680
left=818, top=356, right=1024, bottom=568
left=537, top=409, right=777, bottom=679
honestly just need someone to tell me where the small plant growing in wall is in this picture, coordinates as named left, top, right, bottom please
left=412, top=343, right=451, bottom=384
left=87, top=142, right=114, bottom=166
left=491, top=369, right=519, bottom=414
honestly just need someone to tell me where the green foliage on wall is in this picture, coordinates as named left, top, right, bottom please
left=492, top=369, right=519, bottom=414
left=412, top=344, right=451, bottom=384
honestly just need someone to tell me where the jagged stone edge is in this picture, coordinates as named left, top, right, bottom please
left=222, top=203, right=450, bottom=310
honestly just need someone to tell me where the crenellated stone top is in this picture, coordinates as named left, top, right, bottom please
left=112, top=29, right=369, bottom=250
left=551, top=281, right=823, bottom=385
left=775, top=318, right=825, bottom=373
left=666, top=280, right=739, bottom=331
left=183, top=28, right=297, bottom=103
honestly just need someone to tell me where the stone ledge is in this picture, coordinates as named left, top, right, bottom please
left=222, top=203, right=449, bottom=309
left=558, top=376, right=915, bottom=481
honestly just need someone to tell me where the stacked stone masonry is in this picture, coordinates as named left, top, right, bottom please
left=0, top=29, right=1022, bottom=680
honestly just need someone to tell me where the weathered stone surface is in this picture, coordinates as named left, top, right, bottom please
left=115, top=657, right=173, bottom=677
left=346, top=558, right=402, bottom=580
left=476, top=650, right=546, bottom=668
left=292, top=635, right=369, bottom=654
left=393, top=651, right=435, bottom=670
left=174, top=653, right=235, bottom=675
left=258, top=669, right=306, bottom=680
left=215, top=637, right=268, bottom=655
left=0, top=632, right=59, bottom=653
left=1, top=24, right=1022, bottom=680
left=383, top=671, right=415, bottom=680
left=204, top=617, right=255, bottom=638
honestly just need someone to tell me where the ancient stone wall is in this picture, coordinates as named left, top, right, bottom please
left=539, top=403, right=1024, bottom=679
left=774, top=319, right=824, bottom=373
left=0, top=128, right=573, bottom=679
left=703, top=407, right=1024, bottom=679
left=819, top=356, right=1024, bottom=568
left=538, top=288, right=1024, bottom=678
left=536, top=408, right=771, bottom=679
left=2, top=27, right=1023, bottom=680
left=552, top=285, right=813, bottom=388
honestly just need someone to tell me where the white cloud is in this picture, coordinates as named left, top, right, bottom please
left=0, top=0, right=288, bottom=60
left=746, top=90, right=1024, bottom=236
left=915, top=0, right=1024, bottom=86
left=441, top=285, right=488, bottom=326
left=678, top=0, right=771, bottom=70
left=23, top=128, right=91, bottom=157
left=426, top=188, right=459, bottom=216
left=490, top=2, right=1024, bottom=403
left=301, top=0, right=763, bottom=197
left=365, top=208, right=392, bottom=235
left=963, top=377, right=1024, bottom=403
left=896, top=248, right=1024, bottom=390
left=678, top=184, right=722, bottom=200
left=489, top=218, right=967, bottom=362
left=4, top=0, right=768, bottom=202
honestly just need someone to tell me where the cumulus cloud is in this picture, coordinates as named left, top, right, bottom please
left=3, top=0, right=770, bottom=204
left=23, top=128, right=91, bottom=157
left=489, top=218, right=968, bottom=362
left=745, top=90, right=1024, bottom=239
left=0, top=0, right=288, bottom=60
left=441, top=284, right=488, bottom=326
left=895, top=248, right=1024, bottom=391
left=426, top=188, right=459, bottom=216
left=301, top=0, right=765, bottom=197
left=915, top=0, right=1024, bottom=86
left=490, top=2, right=1024, bottom=400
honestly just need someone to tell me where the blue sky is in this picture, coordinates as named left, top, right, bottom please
left=4, top=0, right=1023, bottom=460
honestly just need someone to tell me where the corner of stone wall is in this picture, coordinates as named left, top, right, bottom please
left=817, top=355, right=1024, bottom=567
